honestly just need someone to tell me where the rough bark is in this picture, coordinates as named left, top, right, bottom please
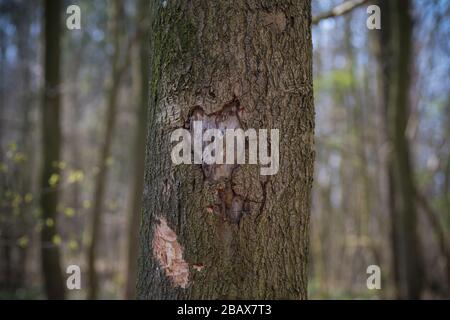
left=138, top=0, right=314, bottom=299
left=40, top=0, right=65, bottom=300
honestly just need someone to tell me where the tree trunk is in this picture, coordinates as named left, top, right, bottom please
left=14, top=0, right=34, bottom=291
left=40, top=0, right=65, bottom=300
left=375, top=0, right=424, bottom=299
left=137, top=0, right=314, bottom=299
left=87, top=0, right=125, bottom=299
left=124, top=0, right=150, bottom=299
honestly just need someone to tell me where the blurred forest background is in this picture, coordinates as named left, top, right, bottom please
left=0, top=0, right=449, bottom=299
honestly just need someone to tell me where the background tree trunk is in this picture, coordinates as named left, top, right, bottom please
left=375, top=0, right=424, bottom=299
left=40, top=0, right=65, bottom=300
left=87, top=0, right=125, bottom=300
left=138, top=0, right=314, bottom=299
left=124, top=0, right=150, bottom=299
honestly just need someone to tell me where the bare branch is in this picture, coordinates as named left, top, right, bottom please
left=312, top=0, right=370, bottom=25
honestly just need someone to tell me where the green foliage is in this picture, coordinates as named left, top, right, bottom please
left=314, top=69, right=355, bottom=94
left=0, top=287, right=42, bottom=300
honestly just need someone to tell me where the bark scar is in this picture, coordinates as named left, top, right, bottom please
left=185, top=97, right=250, bottom=224
left=152, top=217, right=189, bottom=288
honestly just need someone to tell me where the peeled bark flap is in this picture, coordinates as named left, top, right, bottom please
left=138, top=0, right=314, bottom=299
